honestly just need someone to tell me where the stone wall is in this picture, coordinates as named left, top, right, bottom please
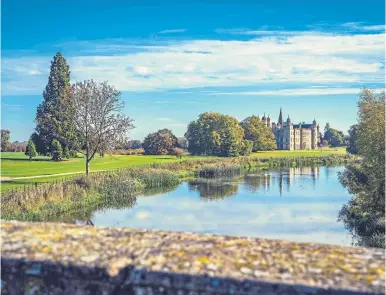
left=1, top=221, right=385, bottom=295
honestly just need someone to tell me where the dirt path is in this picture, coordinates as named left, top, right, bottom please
left=0, top=170, right=107, bottom=182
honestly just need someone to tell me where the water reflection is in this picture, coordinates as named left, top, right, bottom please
left=50, top=194, right=137, bottom=224
left=89, top=166, right=352, bottom=246
left=187, top=167, right=321, bottom=200
left=188, top=177, right=239, bottom=201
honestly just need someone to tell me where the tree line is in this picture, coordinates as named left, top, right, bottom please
left=0, top=52, right=357, bottom=170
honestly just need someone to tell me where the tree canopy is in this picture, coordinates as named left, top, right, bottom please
left=339, top=89, right=385, bottom=248
left=35, top=52, right=78, bottom=157
left=142, top=129, right=179, bottom=155
left=1, top=129, right=10, bottom=151
left=240, top=115, right=277, bottom=151
left=25, top=137, right=38, bottom=161
left=185, top=112, right=245, bottom=157
left=346, top=124, right=359, bottom=154
left=65, top=80, right=134, bottom=174
left=323, top=124, right=345, bottom=147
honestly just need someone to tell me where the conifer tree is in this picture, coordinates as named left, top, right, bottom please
left=64, top=146, right=70, bottom=159
left=51, top=139, right=63, bottom=161
left=25, top=138, right=37, bottom=161
left=35, top=52, right=78, bottom=157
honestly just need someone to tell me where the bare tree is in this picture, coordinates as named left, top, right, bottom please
left=65, top=80, right=134, bottom=175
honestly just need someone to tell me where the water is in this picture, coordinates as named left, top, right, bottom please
left=89, top=166, right=353, bottom=246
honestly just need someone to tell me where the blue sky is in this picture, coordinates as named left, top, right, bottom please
left=2, top=0, right=385, bottom=141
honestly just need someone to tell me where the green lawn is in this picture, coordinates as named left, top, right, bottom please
left=1, top=147, right=346, bottom=191
left=0, top=152, right=216, bottom=178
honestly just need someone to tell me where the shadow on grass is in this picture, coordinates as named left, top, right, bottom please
left=0, top=157, right=52, bottom=162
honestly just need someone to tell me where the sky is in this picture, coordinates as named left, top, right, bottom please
left=1, top=0, right=385, bottom=141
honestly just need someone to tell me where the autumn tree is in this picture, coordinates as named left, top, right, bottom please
left=171, top=147, right=184, bottom=159
left=1, top=129, right=10, bottom=151
left=25, top=138, right=38, bottom=161
left=65, top=80, right=134, bottom=174
left=35, top=52, right=78, bottom=157
left=185, top=112, right=245, bottom=157
left=142, top=129, right=179, bottom=155
left=240, top=115, right=277, bottom=151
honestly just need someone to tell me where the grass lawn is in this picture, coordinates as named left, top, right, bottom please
left=1, top=147, right=346, bottom=191
left=0, top=152, right=213, bottom=177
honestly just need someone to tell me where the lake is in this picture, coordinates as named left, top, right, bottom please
left=85, top=166, right=352, bottom=246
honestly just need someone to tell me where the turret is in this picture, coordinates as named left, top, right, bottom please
left=286, top=115, right=291, bottom=125
left=313, top=118, right=317, bottom=127
left=267, top=115, right=271, bottom=127
left=262, top=113, right=267, bottom=126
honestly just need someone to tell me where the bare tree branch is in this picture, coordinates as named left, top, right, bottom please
left=65, top=80, right=134, bottom=174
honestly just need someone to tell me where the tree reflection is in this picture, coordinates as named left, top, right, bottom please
left=188, top=178, right=239, bottom=201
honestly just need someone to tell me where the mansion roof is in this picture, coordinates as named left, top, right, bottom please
left=293, top=123, right=314, bottom=129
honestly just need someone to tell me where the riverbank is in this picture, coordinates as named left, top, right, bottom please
left=2, top=154, right=355, bottom=223
left=1, top=148, right=346, bottom=191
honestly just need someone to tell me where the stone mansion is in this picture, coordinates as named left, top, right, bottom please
left=261, top=109, right=320, bottom=150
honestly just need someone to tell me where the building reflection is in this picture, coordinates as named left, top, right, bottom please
left=188, top=167, right=321, bottom=200
left=243, top=166, right=320, bottom=196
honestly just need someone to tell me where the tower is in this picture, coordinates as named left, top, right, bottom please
left=262, top=113, right=267, bottom=126
left=286, top=115, right=293, bottom=150
left=278, top=108, right=283, bottom=125
left=312, top=118, right=318, bottom=149
left=267, top=115, right=271, bottom=127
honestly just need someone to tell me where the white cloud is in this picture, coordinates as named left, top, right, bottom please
left=341, top=22, right=385, bottom=32
left=209, top=87, right=385, bottom=96
left=134, top=66, right=151, bottom=75
left=2, top=28, right=384, bottom=95
left=159, top=29, right=187, bottom=34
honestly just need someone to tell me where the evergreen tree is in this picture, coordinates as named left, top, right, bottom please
left=35, top=52, right=78, bottom=157
left=64, top=146, right=70, bottom=159
left=25, top=138, right=37, bottom=161
left=51, top=139, right=63, bottom=161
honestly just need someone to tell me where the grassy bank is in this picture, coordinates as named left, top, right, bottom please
left=2, top=168, right=179, bottom=222
left=2, top=153, right=355, bottom=222
left=1, top=148, right=346, bottom=190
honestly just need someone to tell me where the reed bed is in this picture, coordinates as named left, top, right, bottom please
left=196, top=162, right=242, bottom=178
left=2, top=153, right=354, bottom=222
left=2, top=168, right=179, bottom=222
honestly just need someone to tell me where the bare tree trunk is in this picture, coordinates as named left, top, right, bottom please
left=86, top=159, right=89, bottom=175
left=86, top=142, right=89, bottom=175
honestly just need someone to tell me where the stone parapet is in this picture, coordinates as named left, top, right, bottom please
left=1, top=221, right=385, bottom=294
